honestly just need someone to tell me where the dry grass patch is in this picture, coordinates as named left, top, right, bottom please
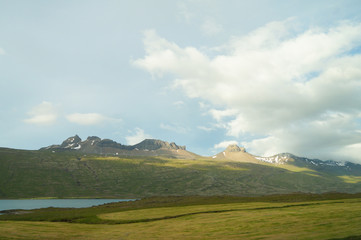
left=339, top=175, right=361, bottom=183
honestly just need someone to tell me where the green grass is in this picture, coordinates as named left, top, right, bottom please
left=1, top=193, right=361, bottom=223
left=1, top=194, right=361, bottom=239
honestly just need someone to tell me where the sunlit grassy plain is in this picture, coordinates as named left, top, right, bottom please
left=1, top=194, right=361, bottom=239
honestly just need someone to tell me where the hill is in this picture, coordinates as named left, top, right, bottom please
left=1, top=138, right=361, bottom=198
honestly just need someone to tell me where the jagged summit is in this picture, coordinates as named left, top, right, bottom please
left=212, top=144, right=254, bottom=162
left=41, top=135, right=196, bottom=159
left=60, top=135, right=82, bottom=149
left=225, top=144, right=246, bottom=153
left=134, top=139, right=186, bottom=151
left=85, top=136, right=101, bottom=142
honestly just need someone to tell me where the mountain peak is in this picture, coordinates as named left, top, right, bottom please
left=225, top=144, right=246, bottom=153
left=59, top=135, right=82, bottom=149
left=134, top=139, right=186, bottom=151
left=86, top=136, right=101, bottom=141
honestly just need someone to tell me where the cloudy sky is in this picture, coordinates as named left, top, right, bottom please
left=1, top=0, right=361, bottom=162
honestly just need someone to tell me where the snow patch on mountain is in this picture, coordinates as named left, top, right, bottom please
left=255, top=155, right=289, bottom=164
left=73, top=145, right=81, bottom=150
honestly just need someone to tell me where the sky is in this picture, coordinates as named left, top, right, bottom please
left=1, top=0, right=361, bottom=162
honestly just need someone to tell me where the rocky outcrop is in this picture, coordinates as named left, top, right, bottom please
left=225, top=144, right=246, bottom=153
left=133, top=139, right=186, bottom=151
left=59, top=135, right=82, bottom=149
left=96, top=139, right=124, bottom=149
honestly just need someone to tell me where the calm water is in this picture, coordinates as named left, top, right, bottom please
left=0, top=199, right=134, bottom=212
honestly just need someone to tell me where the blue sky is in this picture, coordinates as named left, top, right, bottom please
left=1, top=0, right=361, bottom=162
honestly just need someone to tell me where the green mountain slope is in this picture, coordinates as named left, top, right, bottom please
left=1, top=147, right=361, bottom=199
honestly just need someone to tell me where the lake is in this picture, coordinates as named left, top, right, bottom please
left=0, top=199, right=134, bottom=212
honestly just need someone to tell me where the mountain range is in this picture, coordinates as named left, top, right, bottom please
left=38, top=135, right=361, bottom=186
left=41, top=135, right=197, bottom=159
left=1, top=135, right=361, bottom=198
left=42, top=135, right=360, bottom=176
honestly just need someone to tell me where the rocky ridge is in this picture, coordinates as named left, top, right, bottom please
left=225, top=144, right=246, bottom=153
left=41, top=135, right=194, bottom=159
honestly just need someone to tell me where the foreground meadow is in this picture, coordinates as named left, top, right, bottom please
left=1, top=194, right=361, bottom=239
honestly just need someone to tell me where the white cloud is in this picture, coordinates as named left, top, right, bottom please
left=0, top=48, right=5, bottom=55
left=209, top=109, right=238, bottom=122
left=135, top=20, right=361, bottom=162
left=197, top=126, right=214, bottom=132
left=337, top=143, right=361, bottom=162
left=177, top=1, right=193, bottom=23
left=173, top=100, right=185, bottom=107
left=244, top=111, right=361, bottom=159
left=125, top=128, right=152, bottom=145
left=201, top=18, right=223, bottom=36
left=66, top=113, right=113, bottom=125
left=214, top=140, right=239, bottom=150
left=133, top=29, right=211, bottom=80
left=24, top=101, right=57, bottom=125
left=160, top=123, right=189, bottom=134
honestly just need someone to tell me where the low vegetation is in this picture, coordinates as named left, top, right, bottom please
left=1, top=193, right=361, bottom=239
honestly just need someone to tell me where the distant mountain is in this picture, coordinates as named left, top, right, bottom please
left=2, top=140, right=361, bottom=199
left=213, top=144, right=361, bottom=177
left=41, top=135, right=197, bottom=159
left=1, top=144, right=361, bottom=199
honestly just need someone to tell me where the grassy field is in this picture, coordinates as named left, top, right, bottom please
left=1, top=194, right=361, bottom=239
